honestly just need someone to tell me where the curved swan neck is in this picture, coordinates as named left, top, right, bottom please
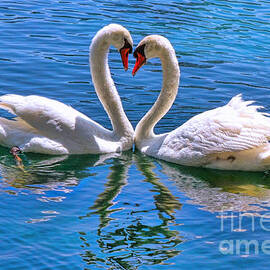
left=89, top=29, right=133, bottom=137
left=135, top=47, right=180, bottom=141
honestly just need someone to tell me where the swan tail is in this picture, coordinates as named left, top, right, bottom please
left=0, top=94, right=26, bottom=115
left=0, top=103, right=16, bottom=115
left=228, top=94, right=267, bottom=117
left=0, top=117, right=68, bottom=154
left=0, top=117, right=36, bottom=146
left=0, top=95, right=33, bottom=146
left=227, top=94, right=270, bottom=140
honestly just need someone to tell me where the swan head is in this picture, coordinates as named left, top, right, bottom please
left=132, top=35, right=175, bottom=76
left=99, top=24, right=133, bottom=71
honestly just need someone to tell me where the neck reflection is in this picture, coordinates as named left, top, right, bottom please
left=80, top=152, right=183, bottom=269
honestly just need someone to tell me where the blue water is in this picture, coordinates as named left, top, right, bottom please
left=1, top=0, right=270, bottom=269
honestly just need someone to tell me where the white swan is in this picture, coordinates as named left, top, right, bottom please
left=0, top=24, right=134, bottom=155
left=132, top=35, right=270, bottom=171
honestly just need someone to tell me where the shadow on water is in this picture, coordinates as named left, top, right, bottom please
left=79, top=152, right=182, bottom=269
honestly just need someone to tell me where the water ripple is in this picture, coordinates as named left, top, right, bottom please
left=1, top=0, right=270, bottom=269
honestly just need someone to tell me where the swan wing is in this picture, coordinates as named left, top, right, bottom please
left=160, top=95, right=270, bottom=163
left=0, top=94, right=111, bottom=153
left=0, top=116, right=69, bottom=154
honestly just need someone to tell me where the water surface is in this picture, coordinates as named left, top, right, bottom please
left=1, top=0, right=270, bottom=269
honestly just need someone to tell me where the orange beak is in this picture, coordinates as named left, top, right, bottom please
left=132, top=52, right=146, bottom=76
left=120, top=48, right=130, bottom=71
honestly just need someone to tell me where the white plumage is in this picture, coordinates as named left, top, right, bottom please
left=133, top=35, right=270, bottom=171
left=0, top=94, right=114, bottom=154
left=0, top=24, right=134, bottom=155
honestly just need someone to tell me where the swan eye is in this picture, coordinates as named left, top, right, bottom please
left=133, top=44, right=146, bottom=59
left=132, top=44, right=147, bottom=76
left=120, top=38, right=132, bottom=54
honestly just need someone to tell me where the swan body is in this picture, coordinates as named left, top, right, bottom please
left=133, top=35, right=270, bottom=171
left=0, top=24, right=134, bottom=154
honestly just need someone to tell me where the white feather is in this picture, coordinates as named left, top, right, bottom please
left=0, top=24, right=134, bottom=154
left=135, top=36, right=270, bottom=171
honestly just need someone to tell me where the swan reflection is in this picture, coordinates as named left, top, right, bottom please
left=79, top=152, right=270, bottom=269
left=153, top=156, right=270, bottom=213
left=80, top=152, right=183, bottom=269
left=80, top=151, right=132, bottom=229
left=0, top=149, right=124, bottom=225
left=0, top=149, right=121, bottom=195
left=2, top=148, right=270, bottom=268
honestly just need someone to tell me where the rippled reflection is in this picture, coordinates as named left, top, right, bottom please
left=148, top=155, right=270, bottom=213
left=135, top=153, right=182, bottom=219
left=80, top=152, right=182, bottom=269
left=75, top=152, right=270, bottom=269
left=80, top=151, right=132, bottom=228
left=1, top=149, right=270, bottom=268
left=1, top=0, right=270, bottom=268
left=0, top=147, right=121, bottom=196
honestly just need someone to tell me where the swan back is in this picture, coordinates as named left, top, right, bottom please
left=155, top=95, right=270, bottom=171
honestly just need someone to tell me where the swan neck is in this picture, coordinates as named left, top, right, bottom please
left=135, top=50, right=180, bottom=142
left=90, top=33, right=133, bottom=137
